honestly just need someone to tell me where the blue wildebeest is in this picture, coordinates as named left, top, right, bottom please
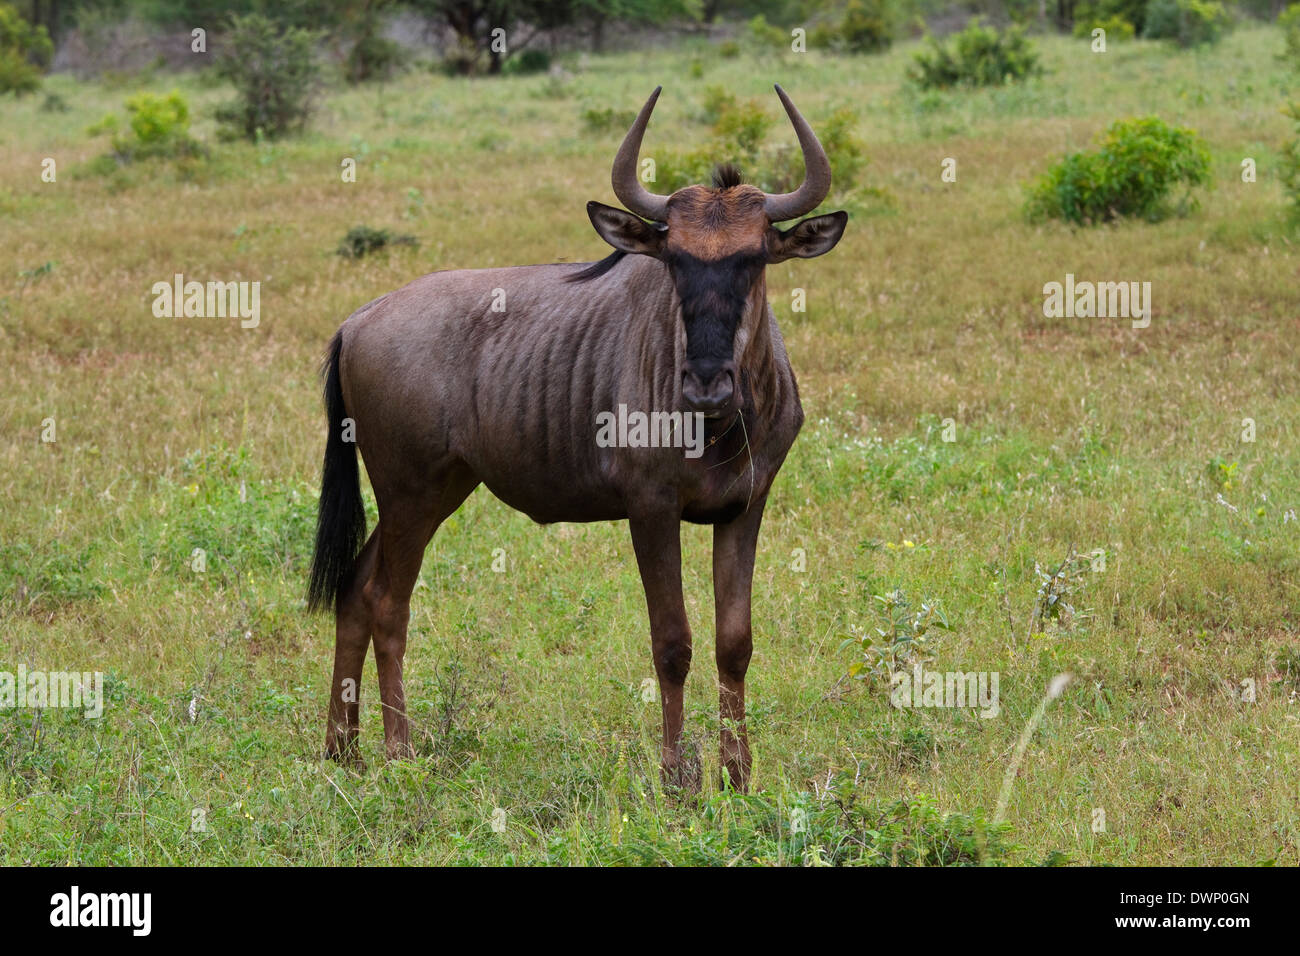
left=308, top=85, right=847, bottom=790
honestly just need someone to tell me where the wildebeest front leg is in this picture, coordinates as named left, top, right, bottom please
left=629, top=515, right=697, bottom=789
left=712, top=497, right=767, bottom=791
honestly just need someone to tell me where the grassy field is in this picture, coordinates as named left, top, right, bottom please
left=2, top=25, right=1298, bottom=865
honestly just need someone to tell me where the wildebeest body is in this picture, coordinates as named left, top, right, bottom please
left=338, top=255, right=803, bottom=527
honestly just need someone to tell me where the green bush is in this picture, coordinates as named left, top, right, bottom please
left=1025, top=116, right=1212, bottom=225
left=1142, top=0, right=1232, bottom=47
left=1074, top=0, right=1149, bottom=33
left=764, top=106, right=867, bottom=195
left=345, top=29, right=406, bottom=83
left=90, top=90, right=204, bottom=166
left=747, top=14, right=787, bottom=51
left=812, top=0, right=894, bottom=54
left=1280, top=101, right=1300, bottom=221
left=579, top=105, right=636, bottom=133
left=337, top=225, right=418, bottom=259
left=439, top=36, right=479, bottom=76
left=506, top=48, right=551, bottom=75
left=0, top=2, right=52, bottom=95
left=1280, top=4, right=1300, bottom=66
left=712, top=97, right=774, bottom=164
left=1071, top=13, right=1137, bottom=39
left=655, top=93, right=869, bottom=203
left=909, top=19, right=1041, bottom=90
left=215, top=13, right=321, bottom=140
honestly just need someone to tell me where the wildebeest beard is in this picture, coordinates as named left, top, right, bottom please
left=666, top=249, right=767, bottom=367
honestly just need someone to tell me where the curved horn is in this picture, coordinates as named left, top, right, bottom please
left=612, top=86, right=670, bottom=222
left=764, top=84, right=832, bottom=223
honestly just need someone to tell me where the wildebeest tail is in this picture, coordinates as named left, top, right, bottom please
left=307, top=330, right=366, bottom=612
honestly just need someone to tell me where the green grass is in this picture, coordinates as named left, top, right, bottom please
left=2, top=26, right=1299, bottom=865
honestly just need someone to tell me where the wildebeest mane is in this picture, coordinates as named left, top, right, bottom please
left=566, top=250, right=629, bottom=283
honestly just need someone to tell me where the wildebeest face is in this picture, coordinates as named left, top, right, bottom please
left=587, top=176, right=846, bottom=416
left=586, top=84, right=848, bottom=416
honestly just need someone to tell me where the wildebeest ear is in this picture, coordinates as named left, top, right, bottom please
left=767, top=211, right=848, bottom=262
left=587, top=201, right=666, bottom=257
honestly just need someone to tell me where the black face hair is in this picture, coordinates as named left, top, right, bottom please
left=666, top=248, right=766, bottom=368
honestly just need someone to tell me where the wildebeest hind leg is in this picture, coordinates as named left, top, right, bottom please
left=367, top=465, right=479, bottom=760
left=325, top=529, right=380, bottom=764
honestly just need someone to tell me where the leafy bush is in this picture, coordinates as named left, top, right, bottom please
left=766, top=106, right=867, bottom=194
left=1280, top=4, right=1300, bottom=65
left=840, top=589, right=951, bottom=683
left=439, top=36, right=479, bottom=76
left=345, top=29, right=406, bottom=83
left=1142, top=0, right=1232, bottom=47
left=0, top=2, right=52, bottom=95
left=90, top=91, right=204, bottom=165
left=747, top=14, right=787, bottom=50
left=1280, top=101, right=1300, bottom=221
left=1072, top=13, right=1137, bottom=39
left=215, top=13, right=321, bottom=140
left=1074, top=0, right=1149, bottom=33
left=506, top=48, right=551, bottom=75
left=655, top=93, right=869, bottom=203
left=1025, top=116, right=1212, bottom=224
left=337, top=225, right=418, bottom=258
left=812, top=0, right=894, bottom=54
left=909, top=19, right=1041, bottom=90
left=579, top=105, right=636, bottom=133
left=712, top=97, right=775, bottom=164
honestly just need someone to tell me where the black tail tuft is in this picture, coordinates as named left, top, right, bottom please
left=307, top=330, right=367, bottom=613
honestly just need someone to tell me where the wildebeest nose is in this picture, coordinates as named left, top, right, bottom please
left=682, top=362, right=735, bottom=414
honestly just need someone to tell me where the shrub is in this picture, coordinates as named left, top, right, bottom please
left=1025, top=116, right=1212, bottom=225
left=1280, top=101, right=1300, bottom=221
left=656, top=93, right=869, bottom=203
left=712, top=97, right=774, bottom=165
left=439, top=36, right=479, bottom=76
left=1142, top=0, right=1232, bottom=47
left=506, top=48, right=551, bottom=75
left=579, top=106, right=636, bottom=133
left=337, top=226, right=417, bottom=259
left=812, top=0, right=894, bottom=54
left=909, top=19, right=1041, bottom=90
left=215, top=13, right=321, bottom=140
left=699, top=85, right=738, bottom=124
left=1071, top=14, right=1137, bottom=40
left=747, top=14, right=787, bottom=51
left=90, top=91, right=204, bottom=165
left=765, top=106, right=867, bottom=194
left=345, top=29, right=406, bottom=83
left=1280, top=4, right=1300, bottom=66
left=1074, top=0, right=1149, bottom=33
left=0, top=2, right=52, bottom=95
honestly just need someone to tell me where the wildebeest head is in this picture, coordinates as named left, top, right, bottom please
left=586, top=85, right=848, bottom=416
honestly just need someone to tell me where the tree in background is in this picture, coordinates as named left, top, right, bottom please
left=0, top=1, right=53, bottom=93
left=214, top=12, right=321, bottom=139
